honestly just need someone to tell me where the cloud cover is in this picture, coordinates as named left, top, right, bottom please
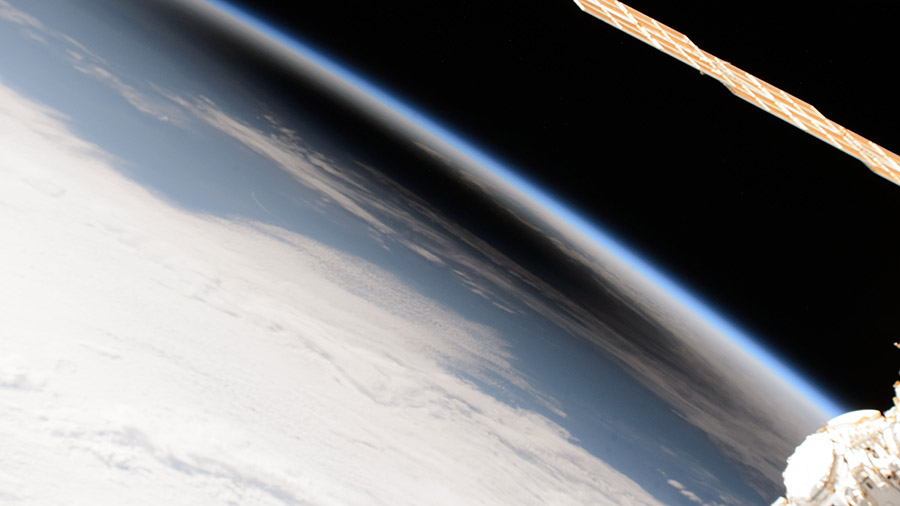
left=0, top=78, right=665, bottom=505
left=0, top=1, right=833, bottom=500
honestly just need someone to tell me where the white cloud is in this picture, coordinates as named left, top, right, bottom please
left=1, top=0, right=821, bottom=496
left=667, top=478, right=726, bottom=506
left=0, top=0, right=185, bottom=125
left=168, top=93, right=395, bottom=236
left=71, top=62, right=185, bottom=124
left=0, top=80, right=664, bottom=505
left=0, top=0, right=42, bottom=29
left=162, top=95, right=818, bottom=498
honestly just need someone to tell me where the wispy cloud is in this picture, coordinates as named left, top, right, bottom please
left=168, top=93, right=393, bottom=235
left=0, top=0, right=185, bottom=125
left=71, top=63, right=185, bottom=124
left=0, top=0, right=42, bottom=29
left=668, top=478, right=729, bottom=506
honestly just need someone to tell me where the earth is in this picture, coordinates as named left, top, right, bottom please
left=0, top=1, right=832, bottom=505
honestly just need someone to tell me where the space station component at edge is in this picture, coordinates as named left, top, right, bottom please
left=572, top=0, right=900, bottom=187
left=771, top=382, right=900, bottom=506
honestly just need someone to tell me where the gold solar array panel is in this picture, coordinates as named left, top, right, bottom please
left=573, top=0, right=900, bottom=186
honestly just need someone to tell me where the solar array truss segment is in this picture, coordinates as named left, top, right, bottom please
left=573, top=0, right=900, bottom=186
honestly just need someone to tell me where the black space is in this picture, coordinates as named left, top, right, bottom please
left=227, top=0, right=900, bottom=411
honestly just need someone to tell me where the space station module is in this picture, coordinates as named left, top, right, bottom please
left=773, top=382, right=900, bottom=506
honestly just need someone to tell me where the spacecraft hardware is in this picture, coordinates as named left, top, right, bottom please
left=572, top=0, right=900, bottom=187
left=771, top=382, right=900, bottom=506
left=574, top=2, right=900, bottom=501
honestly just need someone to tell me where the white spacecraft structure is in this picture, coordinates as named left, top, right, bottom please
left=573, top=2, right=900, bottom=502
left=770, top=382, right=900, bottom=506
left=572, top=0, right=900, bottom=187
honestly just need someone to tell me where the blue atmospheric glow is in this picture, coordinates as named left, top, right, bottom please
left=209, top=0, right=845, bottom=418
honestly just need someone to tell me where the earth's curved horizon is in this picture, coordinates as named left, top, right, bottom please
left=1, top=1, right=835, bottom=504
